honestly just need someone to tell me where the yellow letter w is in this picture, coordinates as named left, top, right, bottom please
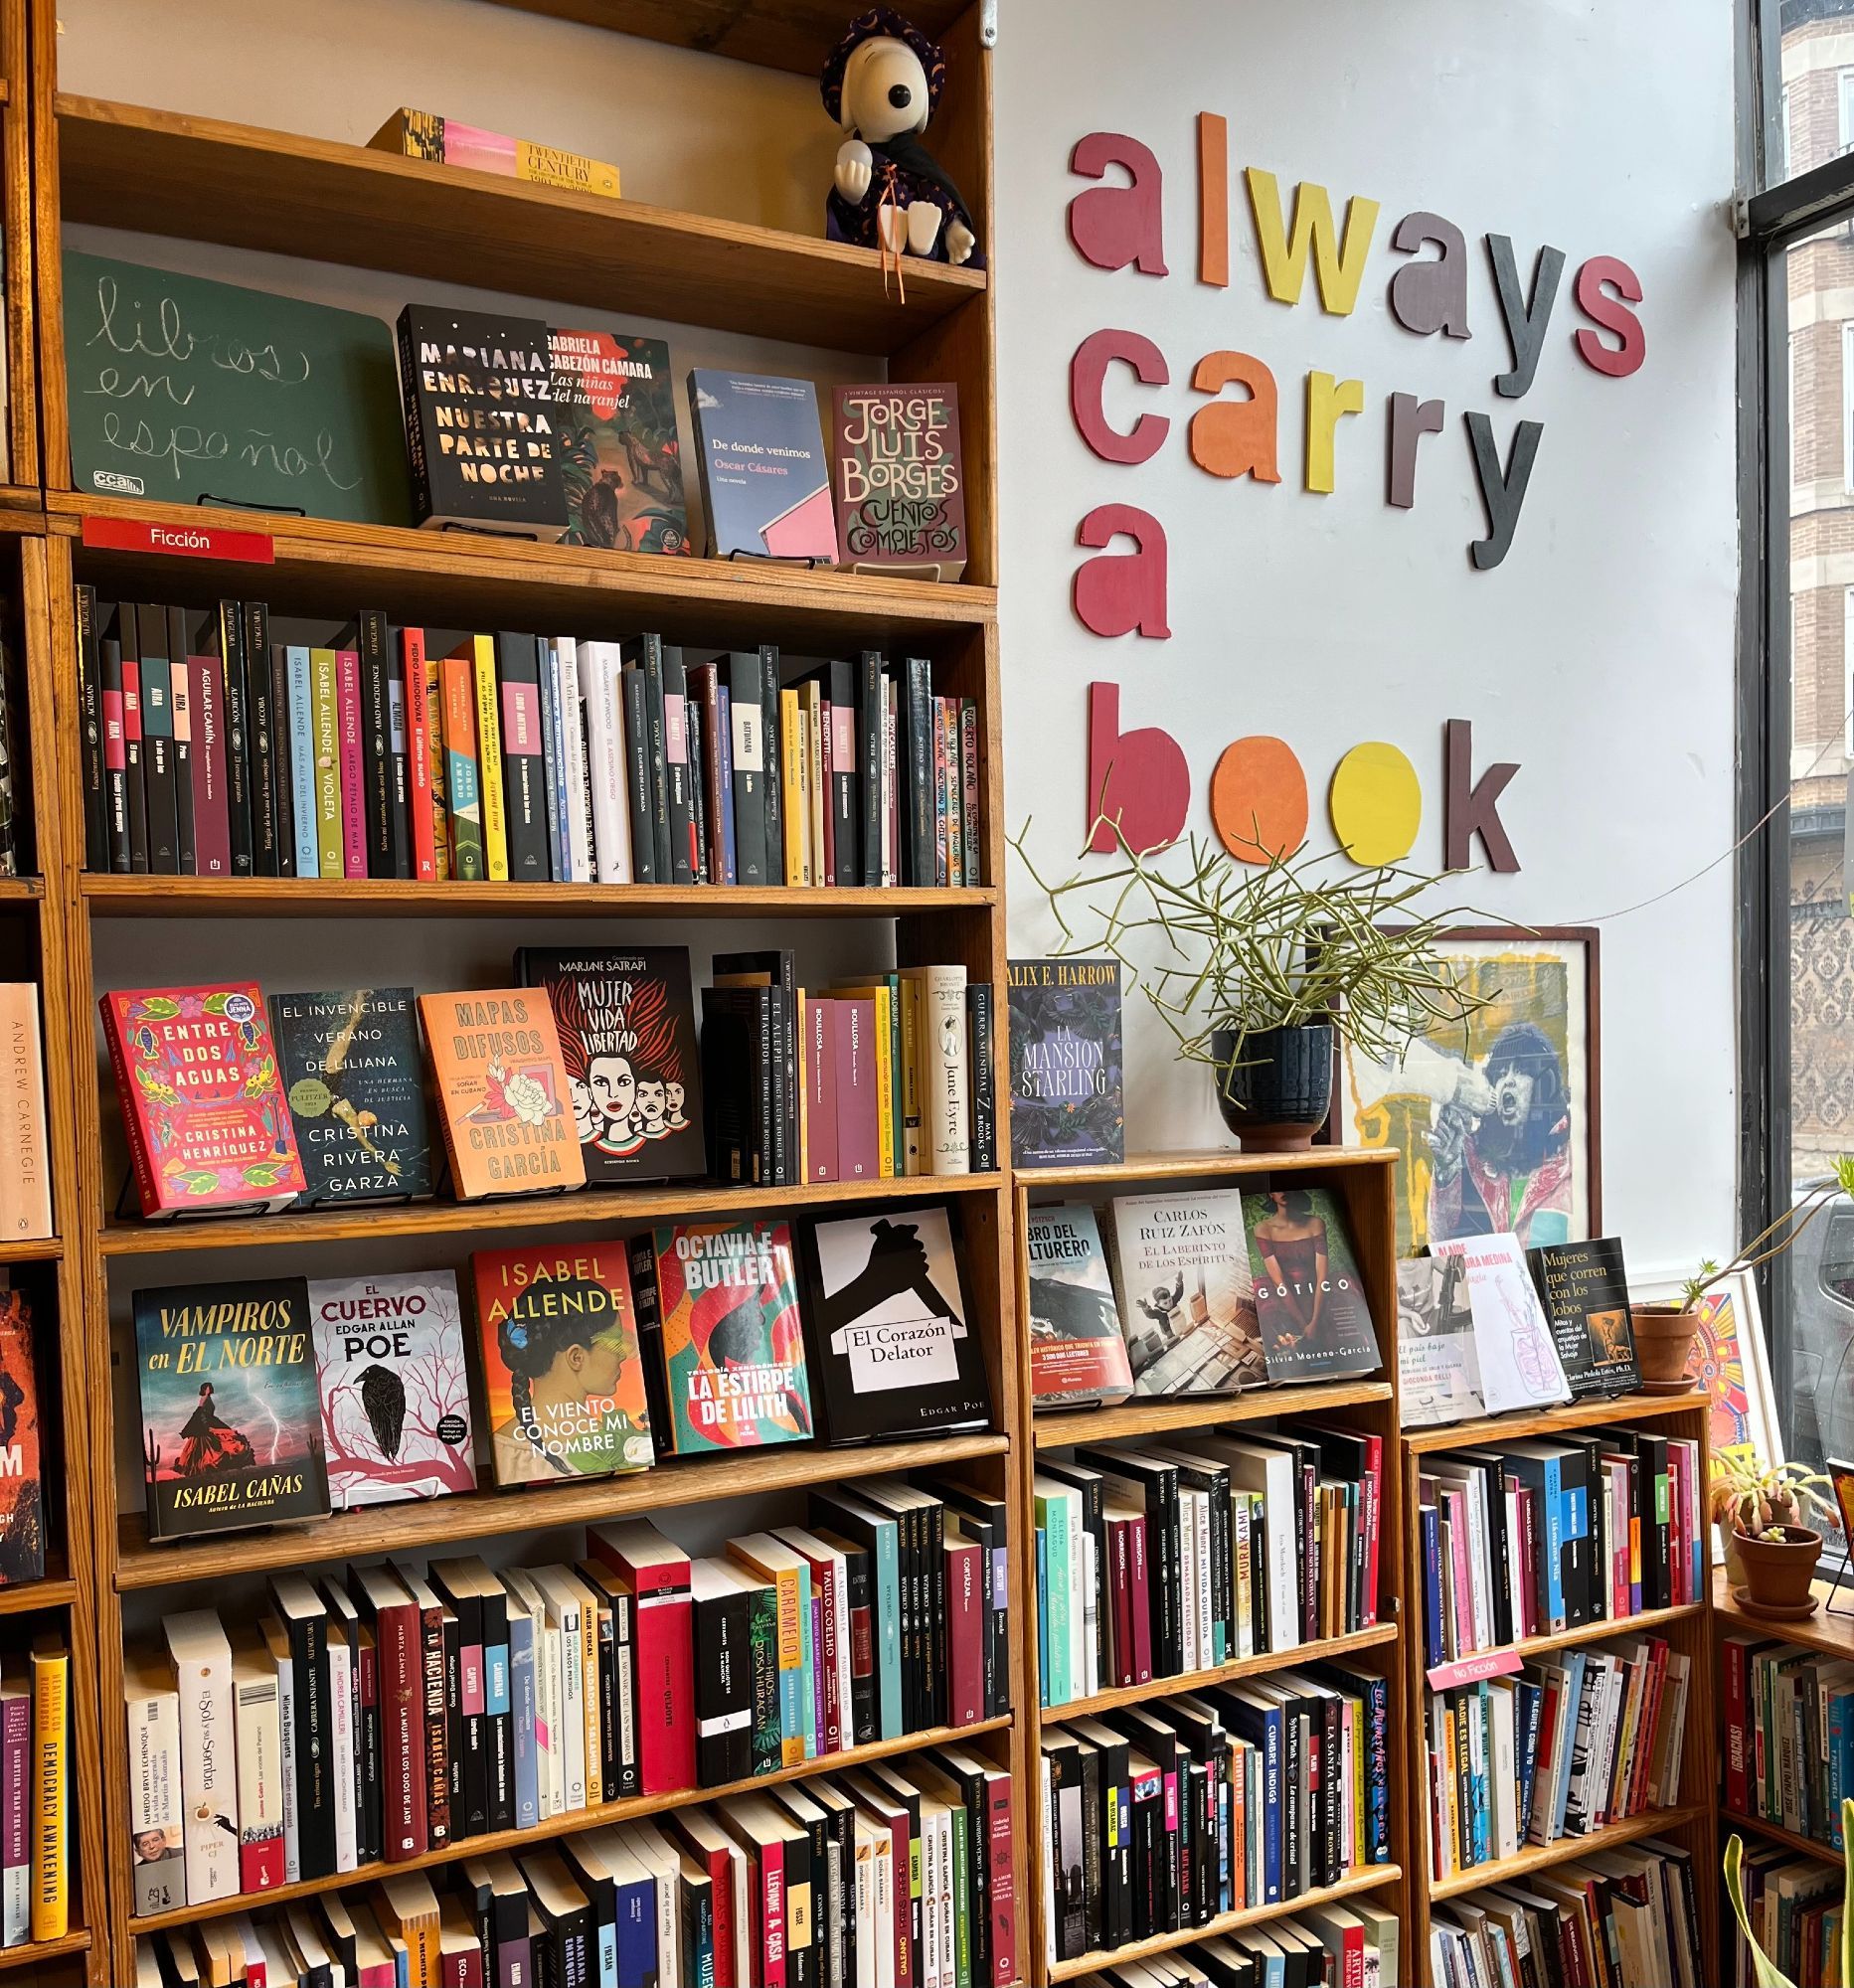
left=1245, top=170, right=1381, bottom=315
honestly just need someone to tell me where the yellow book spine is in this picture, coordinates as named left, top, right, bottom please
left=421, top=655, right=450, bottom=881
left=580, top=1601, right=600, bottom=1805
left=28, top=1642, right=65, bottom=1941
left=512, top=138, right=620, bottom=199
left=1438, top=1701, right=1458, bottom=1877
left=794, top=695, right=815, bottom=888
left=898, top=974, right=923, bottom=1175
left=471, top=635, right=509, bottom=882
left=779, top=689, right=805, bottom=887
left=310, top=647, right=344, bottom=879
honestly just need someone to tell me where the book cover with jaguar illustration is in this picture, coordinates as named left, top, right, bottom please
left=549, top=328, right=691, bottom=557
left=271, top=986, right=432, bottom=1208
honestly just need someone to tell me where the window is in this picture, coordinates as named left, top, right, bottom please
left=1840, top=67, right=1854, bottom=153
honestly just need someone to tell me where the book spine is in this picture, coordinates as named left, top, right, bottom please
left=27, top=1651, right=65, bottom=1942
left=904, top=658, right=934, bottom=886
left=418, top=1604, right=450, bottom=1849
left=965, top=984, right=995, bottom=1172
left=189, top=653, right=233, bottom=878
left=804, top=684, right=826, bottom=889
left=358, top=610, right=395, bottom=877
left=947, top=1542, right=984, bottom=1728
left=780, top=688, right=805, bottom=886
left=397, top=309, right=436, bottom=522
left=122, top=1684, right=182, bottom=1919
left=836, top=999, right=878, bottom=1181
left=759, top=646, right=783, bottom=891
left=633, top=1584, right=696, bottom=1794
left=578, top=644, right=630, bottom=884
left=915, top=967, right=970, bottom=1177
left=933, top=696, right=951, bottom=887
left=472, top=637, right=509, bottom=881
left=336, top=648, right=368, bottom=879
left=643, top=640, right=672, bottom=884
left=385, top=671, right=412, bottom=882
left=557, top=638, right=593, bottom=885
left=509, top=1608, right=538, bottom=1829
left=264, top=641, right=293, bottom=877
left=240, top=603, right=277, bottom=876
left=100, top=636, right=131, bottom=873
left=686, top=690, right=709, bottom=884
left=807, top=999, right=838, bottom=1183
left=235, top=1673, right=285, bottom=1893
left=662, top=647, right=696, bottom=885
left=858, top=652, right=884, bottom=887
left=400, top=631, right=435, bottom=882
left=960, top=701, right=981, bottom=885
left=496, top=633, right=550, bottom=882
left=622, top=663, right=658, bottom=884
left=171, top=653, right=196, bottom=875
left=307, top=649, right=342, bottom=878
left=218, top=601, right=253, bottom=876
left=727, top=654, right=768, bottom=886
left=173, top=1640, right=238, bottom=1901
left=75, top=587, right=108, bottom=869
left=440, top=655, right=485, bottom=882
left=716, top=686, right=739, bottom=884
left=1, top=1696, right=28, bottom=1941
left=284, top=648, right=317, bottom=879
left=535, top=637, right=566, bottom=884
left=120, top=639, right=149, bottom=872
left=139, top=645, right=179, bottom=874
left=830, top=691, right=857, bottom=887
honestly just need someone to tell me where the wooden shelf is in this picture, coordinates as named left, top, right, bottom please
left=81, top=873, right=995, bottom=922
left=127, top=1712, right=1011, bottom=1934
left=1403, top=1388, right=1709, bottom=1454
left=0, top=1928, right=89, bottom=1973
left=1017, top=1146, right=1398, bottom=1193
left=480, top=0, right=970, bottom=77
left=0, top=1236, right=58, bottom=1265
left=1043, top=1621, right=1399, bottom=1723
left=0, top=877, right=40, bottom=902
left=1713, top=1566, right=1854, bottom=1656
left=115, top=1430, right=1008, bottom=1587
left=57, top=96, right=984, bottom=355
left=1720, top=1808, right=1842, bottom=1867
left=1036, top=1379, right=1394, bottom=1448
left=1045, top=1863, right=1401, bottom=1982
left=100, top=1170, right=1007, bottom=1258
left=1428, top=1803, right=1704, bottom=1902
left=1425, top=1601, right=1707, bottom=1683
left=0, top=1575, right=76, bottom=1617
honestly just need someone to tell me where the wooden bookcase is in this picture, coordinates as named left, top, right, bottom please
left=18, top=0, right=1019, bottom=1978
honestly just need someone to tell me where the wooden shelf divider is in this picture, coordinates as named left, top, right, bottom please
left=1427, top=1804, right=1706, bottom=1903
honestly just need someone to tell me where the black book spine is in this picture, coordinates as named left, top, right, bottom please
left=903, top=655, right=934, bottom=886
left=758, top=645, right=782, bottom=887
left=694, top=1585, right=755, bottom=1785
left=1638, top=1433, right=1672, bottom=1611
left=643, top=638, right=671, bottom=884
left=620, top=662, right=657, bottom=884
left=1560, top=1447, right=1593, bottom=1628
left=100, top=635, right=130, bottom=873
left=725, top=651, right=767, bottom=885
left=625, top=1233, right=675, bottom=1465
left=356, top=1635, right=381, bottom=1867
left=686, top=694, right=709, bottom=884
left=357, top=609, right=395, bottom=877
left=164, top=608, right=196, bottom=877
left=826, top=656, right=856, bottom=886
left=386, top=637, right=413, bottom=881
left=482, top=1584, right=513, bottom=1833
left=118, top=607, right=148, bottom=872
left=662, top=646, right=696, bottom=885
left=495, top=632, right=550, bottom=883
left=292, top=1609, right=337, bottom=1879
left=1079, top=1742, right=1102, bottom=1954
left=267, top=639, right=296, bottom=877
left=396, top=307, right=437, bottom=523
left=613, top=1590, right=639, bottom=1798
left=136, top=607, right=179, bottom=874
left=857, top=650, right=884, bottom=886
left=750, top=986, right=774, bottom=1187
left=241, top=602, right=279, bottom=876
left=590, top=1593, right=616, bottom=1803
left=217, top=599, right=253, bottom=876
left=841, top=1547, right=875, bottom=1745
left=762, top=973, right=791, bottom=1191
left=76, top=584, right=107, bottom=869
left=965, top=983, right=996, bottom=1172
left=925, top=1496, right=946, bottom=1728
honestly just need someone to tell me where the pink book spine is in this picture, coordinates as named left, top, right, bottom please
left=1362, top=1434, right=1383, bottom=1627
left=402, top=631, right=435, bottom=882
left=815, top=1563, right=840, bottom=1754
left=1513, top=1487, right=1538, bottom=1638
left=819, top=699, right=836, bottom=883
left=0, top=1693, right=24, bottom=1891
left=986, top=1770, right=1016, bottom=1986
left=336, top=648, right=368, bottom=878
left=1442, top=1493, right=1474, bottom=1655
left=835, top=997, right=877, bottom=1181
left=190, top=654, right=233, bottom=879
left=807, top=1000, right=838, bottom=1183
left=959, top=700, right=980, bottom=885
left=884, top=690, right=900, bottom=886
left=1610, top=1465, right=1631, bottom=1616
left=946, top=1538, right=983, bottom=1727
left=761, top=1836, right=788, bottom=1988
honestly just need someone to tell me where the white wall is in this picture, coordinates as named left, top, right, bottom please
left=994, top=0, right=1741, bottom=1273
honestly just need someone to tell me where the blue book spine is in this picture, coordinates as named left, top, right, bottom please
left=1470, top=1684, right=1491, bottom=1865
left=509, top=1613, right=538, bottom=1831
left=1564, top=1476, right=1589, bottom=1622
left=596, top=1910, right=617, bottom=1988
left=1421, top=1507, right=1444, bottom=1667
left=286, top=646, right=318, bottom=878
left=1263, top=1707, right=1283, bottom=1904
left=1515, top=1680, right=1543, bottom=1844
left=873, top=1521, right=902, bottom=1740
left=615, top=1876, right=655, bottom=1988
left=1365, top=1674, right=1390, bottom=1863
left=1542, top=1458, right=1567, bottom=1629
left=1552, top=1652, right=1587, bottom=1840
left=717, top=686, right=738, bottom=885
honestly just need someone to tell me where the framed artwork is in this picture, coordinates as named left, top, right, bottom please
left=1631, top=1265, right=1782, bottom=1466
left=1337, top=927, right=1601, bottom=1258
left=1827, top=1458, right=1854, bottom=1561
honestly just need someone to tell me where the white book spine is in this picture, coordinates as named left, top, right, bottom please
left=832, top=1555, right=854, bottom=1757
left=535, top=1619, right=562, bottom=1817
left=124, top=1681, right=184, bottom=1919
left=1193, top=1489, right=1213, bottom=1671
left=1078, top=1529, right=1098, bottom=1698
left=1176, top=1496, right=1199, bottom=1676
left=275, top=1650, right=298, bottom=1883
left=853, top=1823, right=875, bottom=1988
left=231, top=1674, right=280, bottom=1897
left=556, top=1599, right=587, bottom=1809
left=871, top=1832, right=895, bottom=1988
left=912, top=965, right=969, bottom=1176
left=169, top=1625, right=240, bottom=1902
left=1491, top=1681, right=1518, bottom=1860
left=556, top=638, right=593, bottom=884
left=921, top=1806, right=939, bottom=1988
left=327, top=1633, right=356, bottom=1873
left=653, top=1860, right=679, bottom=1988
left=937, top=1808, right=954, bottom=1988
left=1265, top=1463, right=1299, bottom=1653
left=579, top=640, right=632, bottom=884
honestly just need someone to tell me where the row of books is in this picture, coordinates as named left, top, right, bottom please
left=76, top=591, right=980, bottom=894
left=0, top=1640, right=66, bottom=1947
left=132, top=1496, right=1007, bottom=1910
left=1728, top=1840, right=1842, bottom=1988
left=1064, top=1909, right=1401, bottom=1988
left=1433, top=1841, right=1704, bottom=1988
left=1418, top=1428, right=1706, bottom=1673
left=1033, top=1425, right=1383, bottom=1711
left=1423, top=1633, right=1692, bottom=1883
left=1038, top=1660, right=1394, bottom=1964
left=0, top=988, right=50, bottom=1244
left=134, top=1209, right=996, bottom=1539
left=1722, top=1631, right=1854, bottom=1851
left=1023, top=1192, right=1382, bottom=1409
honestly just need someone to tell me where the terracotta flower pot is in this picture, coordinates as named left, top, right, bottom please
left=1734, top=1525, right=1823, bottom=1613
left=1628, top=1302, right=1700, bottom=1389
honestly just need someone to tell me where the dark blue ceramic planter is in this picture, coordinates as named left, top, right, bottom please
left=1210, top=1022, right=1334, bottom=1150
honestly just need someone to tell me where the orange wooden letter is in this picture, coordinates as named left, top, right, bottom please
left=1189, top=351, right=1281, bottom=482
left=1211, top=736, right=1308, bottom=863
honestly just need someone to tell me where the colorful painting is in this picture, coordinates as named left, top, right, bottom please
left=1339, top=928, right=1600, bottom=1258
left=1682, top=1269, right=1781, bottom=1466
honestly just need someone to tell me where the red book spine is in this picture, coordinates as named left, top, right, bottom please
left=190, top=653, right=233, bottom=878
left=985, top=1772, right=1015, bottom=1988
left=1362, top=1434, right=1383, bottom=1627
left=337, top=647, right=368, bottom=878
left=1341, top=1925, right=1364, bottom=1988
left=702, top=1842, right=736, bottom=1988
left=835, top=997, right=877, bottom=1182
left=945, top=1539, right=983, bottom=1728
left=1128, top=1515, right=1152, bottom=1685
left=443, top=1940, right=482, bottom=1988
left=1724, top=1636, right=1749, bottom=1815
left=1107, top=1519, right=1134, bottom=1689
left=380, top=1600, right=426, bottom=1861
left=807, top=1000, right=839, bottom=1184
left=638, top=1591, right=695, bottom=1794
left=403, top=629, right=435, bottom=882
left=886, top=1813, right=912, bottom=1988
left=99, top=998, right=159, bottom=1218
left=417, top=1601, right=450, bottom=1848
left=761, top=1838, right=787, bottom=1988
left=1627, top=1641, right=1669, bottom=1817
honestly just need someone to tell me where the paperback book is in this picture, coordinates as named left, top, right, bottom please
left=1005, top=959, right=1123, bottom=1168
left=1527, top=1236, right=1640, bottom=1397
left=0, top=986, right=50, bottom=1242
left=0, top=1292, right=42, bottom=1584
left=306, top=1272, right=477, bottom=1509
left=1240, top=1187, right=1383, bottom=1384
left=271, top=985, right=432, bottom=1208
left=829, top=383, right=965, bottom=580
left=687, top=369, right=835, bottom=562
left=798, top=1205, right=992, bottom=1442
left=1105, top=1189, right=1264, bottom=1396
left=470, top=1244, right=653, bottom=1485
left=1435, top=1231, right=1572, bottom=1414
left=369, top=108, right=621, bottom=198
left=132, top=1278, right=330, bottom=1539
left=419, top=987, right=588, bottom=1200
left=1397, top=1251, right=1486, bottom=1429
left=643, top=1222, right=812, bottom=1454
left=1022, top=1203, right=1134, bottom=1408
left=549, top=328, right=690, bottom=556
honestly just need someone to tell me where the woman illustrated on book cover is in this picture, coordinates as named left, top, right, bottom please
left=1252, top=1191, right=1334, bottom=1348
left=1244, top=1186, right=1382, bottom=1385
left=492, top=1281, right=651, bottom=1484
left=554, top=972, right=690, bottom=1162
left=175, top=1382, right=253, bottom=1476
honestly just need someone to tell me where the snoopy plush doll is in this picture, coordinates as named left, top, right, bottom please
left=821, top=7, right=982, bottom=267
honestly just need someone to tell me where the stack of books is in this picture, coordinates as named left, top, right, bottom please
left=1722, top=1631, right=1854, bottom=1851
left=1424, top=1632, right=1692, bottom=1883
left=126, top=1493, right=1008, bottom=1907
left=74, top=591, right=981, bottom=891
left=0, top=1640, right=66, bottom=1948
left=1038, top=1660, right=1393, bottom=1963
left=1728, top=1838, right=1842, bottom=1988
left=1034, top=1427, right=1384, bottom=1709
left=1046, top=1909, right=1401, bottom=1986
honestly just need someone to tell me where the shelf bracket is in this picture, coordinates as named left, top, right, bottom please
left=980, top=0, right=998, bottom=47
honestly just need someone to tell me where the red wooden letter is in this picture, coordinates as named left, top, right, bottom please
left=1074, top=504, right=1171, bottom=639
left=1069, top=132, right=1170, bottom=275
left=1572, top=255, right=1645, bottom=378
left=1087, top=682, right=1189, bottom=853
left=1071, top=329, right=1171, bottom=465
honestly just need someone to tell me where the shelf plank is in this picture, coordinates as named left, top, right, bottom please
left=57, top=96, right=983, bottom=354
left=1046, top=1863, right=1402, bottom=1982
left=101, top=1171, right=1008, bottom=1257
left=1719, top=1808, right=1841, bottom=1867
left=116, top=1431, right=1009, bottom=1587
left=82, top=874, right=995, bottom=922
left=0, top=1237, right=59, bottom=1266
left=1403, top=1389, right=1710, bottom=1454
left=1427, top=1600, right=1708, bottom=1680
left=1036, top=1379, right=1395, bottom=1448
left=1427, top=1804, right=1704, bottom=1902
left=0, top=877, right=41, bottom=902
left=1043, top=1621, right=1400, bottom=1724
left=128, top=1712, right=1011, bottom=1933
left=479, top=0, right=969, bottom=77
left=0, top=1576, right=76, bottom=1618
left=1017, top=1146, right=1399, bottom=1192
left=0, top=1928, right=90, bottom=1973
left=1713, top=1566, right=1854, bottom=1658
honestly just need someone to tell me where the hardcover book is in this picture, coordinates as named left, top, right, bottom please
left=1105, top=1190, right=1265, bottom=1396
left=306, top=1272, right=477, bottom=1509
left=1023, top=1203, right=1135, bottom=1409
left=397, top=305, right=570, bottom=538
left=1527, top=1237, right=1640, bottom=1397
left=132, top=1277, right=330, bottom=1539
left=1240, top=1187, right=1384, bottom=1385
left=1005, top=959, right=1123, bottom=1169
left=829, top=383, right=965, bottom=580
left=686, top=369, right=835, bottom=563
left=100, top=983, right=306, bottom=1220
left=645, top=1221, right=812, bottom=1453
left=0, top=1293, right=42, bottom=1584
left=469, top=1245, right=654, bottom=1485
left=369, top=108, right=620, bottom=198
left=418, top=988, right=587, bottom=1201
left=271, top=986, right=432, bottom=1208
left=798, top=1205, right=992, bottom=1443
left=515, top=947, right=705, bottom=1186
left=549, top=329, right=691, bottom=556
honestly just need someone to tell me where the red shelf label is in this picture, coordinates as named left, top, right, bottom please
left=81, top=516, right=275, bottom=565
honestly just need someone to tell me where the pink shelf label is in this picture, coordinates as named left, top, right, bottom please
left=1426, top=1648, right=1525, bottom=1693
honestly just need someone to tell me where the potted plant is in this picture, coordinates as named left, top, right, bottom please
left=1727, top=1800, right=1853, bottom=1987
left=1711, top=1444, right=1835, bottom=1607
left=1631, top=1154, right=1854, bottom=1388
left=1012, top=818, right=1487, bottom=1149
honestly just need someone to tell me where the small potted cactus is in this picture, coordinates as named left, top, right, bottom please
left=1712, top=1445, right=1836, bottom=1611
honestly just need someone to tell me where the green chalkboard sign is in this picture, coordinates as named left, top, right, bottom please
left=62, top=251, right=413, bottom=525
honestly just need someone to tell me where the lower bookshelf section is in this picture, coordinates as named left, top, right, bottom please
left=1044, top=1862, right=1402, bottom=1983
left=1428, top=1802, right=1705, bottom=1902
left=0, top=1928, right=90, bottom=1973
left=128, top=1713, right=1012, bottom=1935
